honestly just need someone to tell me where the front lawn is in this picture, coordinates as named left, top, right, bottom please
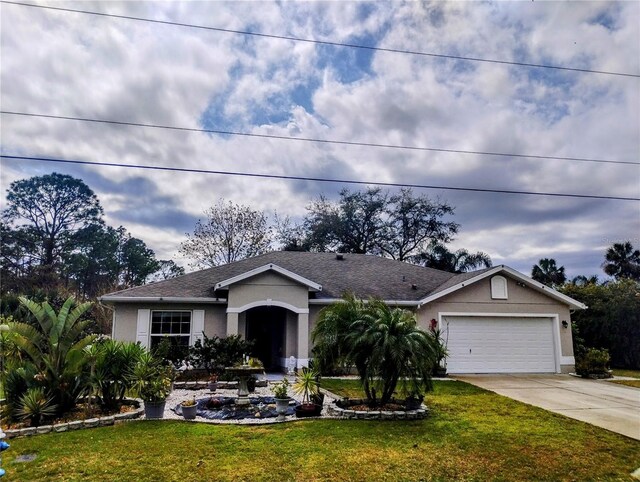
left=610, top=369, right=640, bottom=388
left=3, top=381, right=639, bottom=481
left=612, top=369, right=640, bottom=379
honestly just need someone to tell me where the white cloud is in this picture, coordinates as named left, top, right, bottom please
left=1, top=0, right=638, bottom=277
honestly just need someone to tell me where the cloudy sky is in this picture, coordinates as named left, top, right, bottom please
left=1, top=1, right=639, bottom=278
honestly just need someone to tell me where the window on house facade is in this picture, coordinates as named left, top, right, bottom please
left=150, top=311, right=191, bottom=348
left=490, top=275, right=508, bottom=299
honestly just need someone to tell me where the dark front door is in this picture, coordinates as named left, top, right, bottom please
left=245, top=307, right=286, bottom=371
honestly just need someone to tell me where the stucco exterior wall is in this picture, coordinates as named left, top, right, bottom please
left=285, top=310, right=298, bottom=357
left=227, top=272, right=309, bottom=311
left=417, top=275, right=575, bottom=372
left=111, top=302, right=227, bottom=342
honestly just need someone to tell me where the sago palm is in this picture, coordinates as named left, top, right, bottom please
left=8, top=296, right=96, bottom=412
left=312, top=292, right=365, bottom=375
left=348, top=299, right=437, bottom=406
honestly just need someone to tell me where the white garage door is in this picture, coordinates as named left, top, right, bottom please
left=443, top=316, right=557, bottom=374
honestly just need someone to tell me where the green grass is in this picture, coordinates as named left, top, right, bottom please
left=610, top=370, right=640, bottom=388
left=610, top=380, right=640, bottom=389
left=3, top=381, right=639, bottom=481
left=612, top=369, right=640, bottom=379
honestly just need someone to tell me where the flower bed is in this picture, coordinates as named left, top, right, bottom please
left=0, top=399, right=143, bottom=439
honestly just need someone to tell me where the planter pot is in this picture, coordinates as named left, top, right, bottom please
left=144, top=400, right=166, bottom=419
left=295, top=403, right=322, bottom=418
left=181, top=404, right=198, bottom=420
left=433, top=366, right=447, bottom=377
left=275, top=398, right=290, bottom=419
left=405, top=397, right=424, bottom=411
left=207, top=381, right=218, bottom=392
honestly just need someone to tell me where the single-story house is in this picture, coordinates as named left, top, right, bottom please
left=100, top=251, right=586, bottom=374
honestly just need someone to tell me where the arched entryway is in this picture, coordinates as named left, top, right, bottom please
left=245, top=306, right=287, bottom=371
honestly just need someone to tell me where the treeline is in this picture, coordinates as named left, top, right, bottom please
left=1, top=173, right=184, bottom=302
left=179, top=187, right=492, bottom=272
left=530, top=246, right=640, bottom=369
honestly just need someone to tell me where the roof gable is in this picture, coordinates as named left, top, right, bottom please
left=419, top=265, right=587, bottom=310
left=214, top=263, right=322, bottom=292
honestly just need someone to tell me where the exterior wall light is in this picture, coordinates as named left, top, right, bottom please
left=562, top=320, right=568, bottom=329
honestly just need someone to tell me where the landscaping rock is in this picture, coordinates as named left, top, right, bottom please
left=20, top=427, right=36, bottom=437
left=36, top=425, right=52, bottom=434
left=83, top=418, right=99, bottom=428
left=53, top=423, right=69, bottom=433
left=99, top=416, right=115, bottom=426
left=68, top=421, right=83, bottom=430
left=4, top=429, right=19, bottom=439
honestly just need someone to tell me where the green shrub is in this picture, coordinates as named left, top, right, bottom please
left=17, top=387, right=58, bottom=426
left=188, top=334, right=254, bottom=375
left=576, top=348, right=610, bottom=376
left=130, top=351, right=173, bottom=403
left=86, top=338, right=145, bottom=410
left=152, top=336, right=189, bottom=370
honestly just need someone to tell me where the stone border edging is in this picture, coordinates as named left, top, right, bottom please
left=318, top=389, right=429, bottom=421
left=1, top=399, right=144, bottom=439
left=173, top=380, right=268, bottom=390
left=326, top=398, right=428, bottom=420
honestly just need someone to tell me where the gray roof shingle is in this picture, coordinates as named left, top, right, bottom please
left=102, top=251, right=485, bottom=302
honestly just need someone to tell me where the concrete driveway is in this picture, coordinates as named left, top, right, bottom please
left=455, top=374, right=640, bottom=440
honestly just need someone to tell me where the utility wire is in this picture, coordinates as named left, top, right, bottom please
left=2, top=1, right=639, bottom=79
left=1, top=154, right=638, bottom=202
left=2, top=111, right=637, bottom=167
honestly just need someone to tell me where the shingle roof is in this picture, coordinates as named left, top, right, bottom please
left=102, top=251, right=467, bottom=302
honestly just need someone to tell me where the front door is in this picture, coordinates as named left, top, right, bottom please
left=245, top=307, right=286, bottom=371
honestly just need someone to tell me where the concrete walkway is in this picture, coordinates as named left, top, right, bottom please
left=455, top=374, right=640, bottom=440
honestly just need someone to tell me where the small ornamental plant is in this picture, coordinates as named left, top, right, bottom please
left=271, top=378, right=290, bottom=399
left=181, top=397, right=196, bottom=407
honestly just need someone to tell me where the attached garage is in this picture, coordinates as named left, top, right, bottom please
left=442, top=314, right=560, bottom=374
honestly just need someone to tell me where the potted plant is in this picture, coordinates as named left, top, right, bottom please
left=293, top=367, right=322, bottom=417
left=271, top=378, right=290, bottom=419
left=405, top=390, right=424, bottom=410
left=131, top=352, right=173, bottom=419
left=181, top=397, right=198, bottom=420
left=207, top=374, right=218, bottom=392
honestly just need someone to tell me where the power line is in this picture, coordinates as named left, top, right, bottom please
left=2, top=111, right=637, bottom=167
left=2, top=1, right=639, bottom=79
left=2, top=154, right=638, bottom=202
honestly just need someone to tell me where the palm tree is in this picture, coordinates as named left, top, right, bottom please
left=416, top=244, right=492, bottom=273
left=311, top=292, right=364, bottom=375
left=8, top=296, right=96, bottom=413
left=348, top=299, right=437, bottom=406
left=570, top=275, right=599, bottom=286
left=531, top=258, right=567, bottom=288
left=602, top=241, right=640, bottom=281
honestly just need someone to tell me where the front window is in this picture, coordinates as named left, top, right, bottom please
left=150, top=311, right=191, bottom=348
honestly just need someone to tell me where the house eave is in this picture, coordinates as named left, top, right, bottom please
left=308, top=298, right=420, bottom=307
left=99, top=296, right=227, bottom=304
